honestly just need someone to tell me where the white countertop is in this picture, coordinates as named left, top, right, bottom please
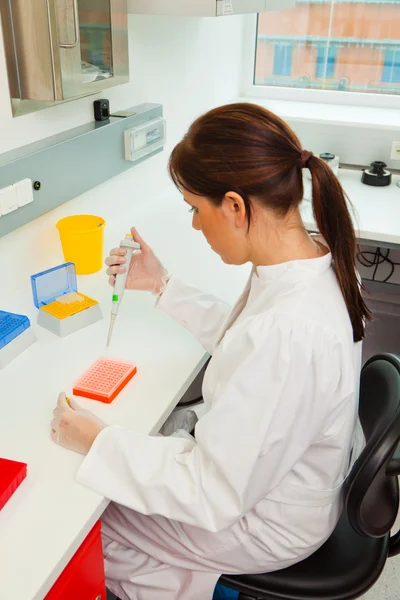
left=0, top=157, right=250, bottom=600
left=0, top=160, right=399, bottom=600
left=301, top=168, right=400, bottom=248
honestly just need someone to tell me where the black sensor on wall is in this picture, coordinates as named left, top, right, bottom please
left=94, top=99, right=110, bottom=121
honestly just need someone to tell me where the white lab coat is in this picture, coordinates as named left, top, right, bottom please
left=77, top=249, right=363, bottom=600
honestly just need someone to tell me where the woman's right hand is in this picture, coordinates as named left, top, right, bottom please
left=105, top=227, right=168, bottom=294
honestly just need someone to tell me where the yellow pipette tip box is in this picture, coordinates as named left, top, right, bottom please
left=42, top=293, right=97, bottom=320
left=31, top=263, right=102, bottom=337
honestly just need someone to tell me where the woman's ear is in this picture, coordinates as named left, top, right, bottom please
left=223, top=192, right=248, bottom=228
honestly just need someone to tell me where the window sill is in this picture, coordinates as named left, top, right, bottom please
left=238, top=95, right=400, bottom=131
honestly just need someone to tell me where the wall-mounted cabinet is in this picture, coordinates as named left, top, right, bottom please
left=128, top=0, right=295, bottom=17
left=0, top=0, right=129, bottom=116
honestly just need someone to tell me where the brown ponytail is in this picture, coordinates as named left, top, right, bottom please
left=169, top=102, right=371, bottom=342
left=307, top=155, right=371, bottom=341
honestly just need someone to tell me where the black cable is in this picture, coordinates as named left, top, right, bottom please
left=373, top=248, right=391, bottom=280
left=378, top=248, right=400, bottom=283
left=177, top=395, right=203, bottom=407
left=357, top=247, right=385, bottom=280
left=383, top=261, right=395, bottom=283
left=372, top=248, right=382, bottom=281
left=357, top=247, right=400, bottom=284
left=357, top=247, right=382, bottom=268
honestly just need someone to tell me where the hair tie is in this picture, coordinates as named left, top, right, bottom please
left=298, top=150, right=313, bottom=169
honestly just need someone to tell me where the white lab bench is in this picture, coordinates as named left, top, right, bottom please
left=0, top=164, right=399, bottom=600
left=301, top=168, right=400, bottom=248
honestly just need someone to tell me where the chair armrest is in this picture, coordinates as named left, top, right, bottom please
left=386, top=444, right=400, bottom=476
left=389, top=530, right=400, bottom=558
left=388, top=444, right=400, bottom=557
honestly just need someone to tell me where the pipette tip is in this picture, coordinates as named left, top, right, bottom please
left=106, top=314, right=116, bottom=350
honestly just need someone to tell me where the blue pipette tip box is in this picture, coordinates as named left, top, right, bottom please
left=0, top=311, right=30, bottom=350
left=31, top=262, right=77, bottom=309
left=0, top=310, right=36, bottom=369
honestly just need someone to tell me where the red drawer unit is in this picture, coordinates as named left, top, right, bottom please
left=0, top=458, right=27, bottom=510
left=45, top=521, right=106, bottom=600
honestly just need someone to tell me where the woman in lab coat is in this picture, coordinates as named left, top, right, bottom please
left=52, top=103, right=369, bottom=600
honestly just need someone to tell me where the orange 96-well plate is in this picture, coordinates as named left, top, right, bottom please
left=73, top=358, right=137, bottom=404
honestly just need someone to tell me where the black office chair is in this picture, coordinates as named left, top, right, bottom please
left=219, top=353, right=400, bottom=600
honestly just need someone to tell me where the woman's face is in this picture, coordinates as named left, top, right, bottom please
left=183, top=189, right=249, bottom=265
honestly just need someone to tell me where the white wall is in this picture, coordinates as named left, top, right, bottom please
left=0, top=14, right=246, bottom=155
left=0, top=13, right=248, bottom=300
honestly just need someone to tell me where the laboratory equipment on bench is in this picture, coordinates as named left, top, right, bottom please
left=362, top=161, right=392, bottom=187
left=31, top=263, right=102, bottom=337
left=106, top=234, right=141, bottom=348
left=319, top=153, right=340, bottom=176
left=304, top=152, right=339, bottom=181
left=0, top=310, right=36, bottom=369
left=73, top=357, right=137, bottom=404
left=0, top=458, right=27, bottom=510
left=56, top=215, right=106, bottom=275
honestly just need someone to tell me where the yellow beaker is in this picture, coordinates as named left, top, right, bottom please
left=56, top=215, right=106, bottom=275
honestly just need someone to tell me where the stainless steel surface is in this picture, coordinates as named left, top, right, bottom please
left=106, top=314, right=116, bottom=348
left=10, top=95, right=96, bottom=118
left=0, top=0, right=129, bottom=116
left=0, top=0, right=62, bottom=102
left=60, top=0, right=129, bottom=99
left=1, top=0, right=20, bottom=99
left=0, top=103, right=163, bottom=238
left=57, top=0, right=80, bottom=48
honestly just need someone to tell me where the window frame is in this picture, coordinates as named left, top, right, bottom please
left=241, top=13, right=400, bottom=111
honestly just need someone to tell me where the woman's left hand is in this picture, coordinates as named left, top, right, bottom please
left=51, top=393, right=106, bottom=455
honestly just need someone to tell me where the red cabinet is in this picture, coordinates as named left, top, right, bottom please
left=45, top=521, right=106, bottom=600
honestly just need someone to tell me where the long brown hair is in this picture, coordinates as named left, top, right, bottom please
left=169, top=102, right=371, bottom=342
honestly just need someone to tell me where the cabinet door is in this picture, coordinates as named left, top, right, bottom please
left=0, top=0, right=63, bottom=102
left=45, top=522, right=106, bottom=600
left=57, top=0, right=129, bottom=100
left=0, top=0, right=129, bottom=105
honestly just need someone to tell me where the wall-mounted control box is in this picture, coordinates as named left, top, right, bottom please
left=124, top=117, right=166, bottom=162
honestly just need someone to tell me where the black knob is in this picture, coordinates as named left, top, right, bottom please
left=370, top=161, right=386, bottom=176
left=320, top=153, right=335, bottom=162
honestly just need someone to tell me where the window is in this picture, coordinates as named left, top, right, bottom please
left=273, top=45, right=293, bottom=76
left=254, top=0, right=400, bottom=96
left=382, top=50, right=400, bottom=84
left=316, top=46, right=336, bottom=79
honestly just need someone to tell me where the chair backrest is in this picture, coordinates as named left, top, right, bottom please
left=344, top=353, right=400, bottom=538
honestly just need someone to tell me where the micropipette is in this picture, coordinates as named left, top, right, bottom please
left=106, top=233, right=141, bottom=349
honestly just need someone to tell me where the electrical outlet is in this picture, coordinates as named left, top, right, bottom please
left=390, top=141, right=400, bottom=161
left=0, top=185, right=18, bottom=215
left=14, top=179, right=33, bottom=207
